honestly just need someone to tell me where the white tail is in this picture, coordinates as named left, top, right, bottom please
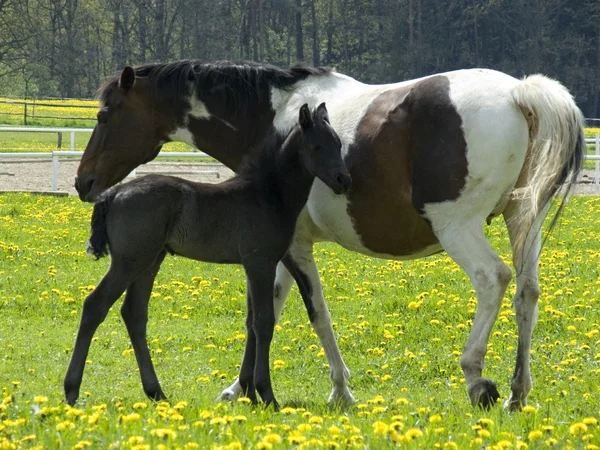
left=510, top=74, right=585, bottom=264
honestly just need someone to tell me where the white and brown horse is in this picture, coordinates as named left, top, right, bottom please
left=75, top=61, right=585, bottom=409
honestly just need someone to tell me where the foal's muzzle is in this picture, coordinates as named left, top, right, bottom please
left=331, top=172, right=352, bottom=195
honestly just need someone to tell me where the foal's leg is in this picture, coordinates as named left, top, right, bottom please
left=244, top=259, right=279, bottom=409
left=503, top=205, right=546, bottom=410
left=64, top=264, right=133, bottom=405
left=120, top=251, right=167, bottom=402
left=218, top=262, right=294, bottom=402
left=238, top=287, right=258, bottom=403
left=431, top=218, right=512, bottom=408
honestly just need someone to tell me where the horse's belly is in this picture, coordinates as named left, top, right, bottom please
left=306, top=179, right=442, bottom=260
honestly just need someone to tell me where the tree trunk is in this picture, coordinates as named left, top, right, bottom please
left=258, top=0, right=265, bottom=61
left=310, top=0, right=319, bottom=66
left=295, top=0, right=304, bottom=61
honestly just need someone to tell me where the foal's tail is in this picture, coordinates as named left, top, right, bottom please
left=509, top=74, right=586, bottom=265
left=87, top=190, right=116, bottom=259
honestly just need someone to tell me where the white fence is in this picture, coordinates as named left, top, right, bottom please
left=0, top=127, right=599, bottom=192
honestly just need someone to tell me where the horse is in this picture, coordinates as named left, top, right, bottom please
left=74, top=60, right=585, bottom=410
left=64, top=102, right=352, bottom=409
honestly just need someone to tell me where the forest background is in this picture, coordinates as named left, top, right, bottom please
left=0, top=0, right=598, bottom=117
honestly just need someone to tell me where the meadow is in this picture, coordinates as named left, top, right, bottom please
left=0, top=193, right=599, bottom=449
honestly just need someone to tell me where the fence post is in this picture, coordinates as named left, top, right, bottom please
left=57, top=132, right=63, bottom=150
left=23, top=103, right=27, bottom=125
left=52, top=152, right=59, bottom=191
left=70, top=131, right=75, bottom=151
left=594, top=133, right=600, bottom=186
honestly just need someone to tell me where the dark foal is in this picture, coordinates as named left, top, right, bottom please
left=63, top=103, right=351, bottom=409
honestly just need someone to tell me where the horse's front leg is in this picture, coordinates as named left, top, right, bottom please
left=218, top=262, right=294, bottom=402
left=284, top=237, right=355, bottom=406
left=244, top=259, right=279, bottom=409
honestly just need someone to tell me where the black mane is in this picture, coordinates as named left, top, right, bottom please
left=98, top=60, right=332, bottom=109
left=236, top=126, right=299, bottom=195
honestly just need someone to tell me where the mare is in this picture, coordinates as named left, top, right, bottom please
left=64, top=103, right=351, bottom=409
left=74, top=61, right=585, bottom=409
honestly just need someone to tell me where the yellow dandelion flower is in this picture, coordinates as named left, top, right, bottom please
left=570, top=422, right=588, bottom=434
left=256, top=442, right=272, bottom=450
left=405, top=428, right=423, bottom=440
left=429, top=414, right=442, bottom=423
left=522, top=405, right=537, bottom=414
left=128, top=437, right=145, bottom=445
left=120, top=413, right=141, bottom=424
left=372, top=421, right=389, bottom=435
left=477, top=429, right=491, bottom=438
left=237, top=397, right=252, bottom=404
left=133, top=402, right=147, bottom=410
left=264, top=434, right=282, bottom=444
left=150, top=428, right=177, bottom=439
left=73, top=441, right=92, bottom=450
left=33, top=396, right=48, bottom=404
left=528, top=430, right=543, bottom=440
left=582, top=417, right=598, bottom=426
left=328, top=425, right=341, bottom=436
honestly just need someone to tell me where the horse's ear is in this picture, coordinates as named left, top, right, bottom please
left=299, top=103, right=313, bottom=129
left=315, top=102, right=329, bottom=123
left=119, top=66, right=136, bottom=92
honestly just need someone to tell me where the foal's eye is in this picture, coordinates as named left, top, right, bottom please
left=97, top=109, right=109, bottom=124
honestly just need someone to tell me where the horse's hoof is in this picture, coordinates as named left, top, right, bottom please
left=468, top=378, right=500, bottom=409
left=217, top=388, right=239, bottom=402
left=328, top=387, right=356, bottom=407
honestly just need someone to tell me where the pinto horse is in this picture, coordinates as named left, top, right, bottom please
left=75, top=61, right=585, bottom=410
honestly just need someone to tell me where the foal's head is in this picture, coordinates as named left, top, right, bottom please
left=298, top=103, right=352, bottom=195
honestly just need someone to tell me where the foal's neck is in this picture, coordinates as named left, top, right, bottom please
left=273, top=128, right=315, bottom=212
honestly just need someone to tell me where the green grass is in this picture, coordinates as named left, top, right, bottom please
left=0, top=193, right=599, bottom=449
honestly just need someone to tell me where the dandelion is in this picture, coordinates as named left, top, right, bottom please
left=405, top=428, right=423, bottom=440
left=528, top=430, right=543, bottom=440
left=33, top=396, right=48, bottom=403
left=264, top=433, right=282, bottom=444
left=429, top=414, right=442, bottom=423
left=120, top=413, right=141, bottom=424
left=570, top=422, right=588, bottom=434
left=151, top=428, right=177, bottom=439
left=582, top=417, right=598, bottom=426
left=372, top=421, right=388, bottom=435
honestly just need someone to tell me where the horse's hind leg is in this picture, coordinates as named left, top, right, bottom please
left=431, top=217, right=512, bottom=408
left=120, top=250, right=167, bottom=402
left=503, top=204, right=545, bottom=410
left=64, top=264, right=132, bottom=405
left=218, top=263, right=293, bottom=402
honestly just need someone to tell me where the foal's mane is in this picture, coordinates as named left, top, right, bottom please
left=236, top=126, right=300, bottom=195
left=97, top=60, right=332, bottom=109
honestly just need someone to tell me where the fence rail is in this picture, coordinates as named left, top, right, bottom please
left=0, top=128, right=598, bottom=192
left=0, top=99, right=96, bottom=125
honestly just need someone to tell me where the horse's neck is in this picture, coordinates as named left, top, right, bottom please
left=273, top=130, right=314, bottom=212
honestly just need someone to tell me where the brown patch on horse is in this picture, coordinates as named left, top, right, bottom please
left=346, top=75, right=469, bottom=256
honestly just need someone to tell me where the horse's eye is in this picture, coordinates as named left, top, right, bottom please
left=97, top=109, right=109, bottom=124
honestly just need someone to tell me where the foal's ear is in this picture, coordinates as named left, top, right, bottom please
left=315, top=102, right=329, bottom=123
left=299, top=103, right=314, bottom=129
left=119, top=66, right=136, bottom=92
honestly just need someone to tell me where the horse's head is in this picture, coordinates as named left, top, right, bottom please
left=75, top=67, right=174, bottom=202
left=298, top=103, right=352, bottom=195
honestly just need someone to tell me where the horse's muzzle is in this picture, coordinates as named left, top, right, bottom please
left=74, top=174, right=97, bottom=202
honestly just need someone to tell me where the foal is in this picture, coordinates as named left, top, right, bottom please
left=64, top=103, right=351, bottom=408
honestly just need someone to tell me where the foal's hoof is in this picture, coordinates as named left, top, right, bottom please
left=468, top=378, right=500, bottom=409
left=217, top=388, right=239, bottom=402
left=503, top=394, right=525, bottom=412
